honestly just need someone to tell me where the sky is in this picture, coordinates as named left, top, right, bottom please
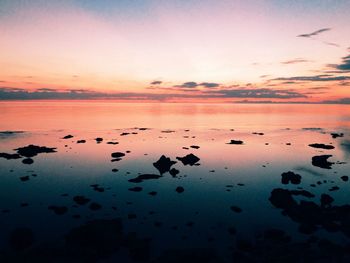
left=0, top=0, right=350, bottom=103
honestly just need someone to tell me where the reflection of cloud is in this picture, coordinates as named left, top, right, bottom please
left=294, top=167, right=326, bottom=177
left=0, top=131, right=25, bottom=140
left=340, top=140, right=350, bottom=158
left=297, top=28, right=331, bottom=38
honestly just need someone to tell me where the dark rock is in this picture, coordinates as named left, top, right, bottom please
left=22, top=158, right=34, bottom=164
left=176, top=153, right=200, bottom=166
left=129, top=187, right=143, bottom=192
left=95, top=137, right=103, bottom=143
left=112, top=168, right=118, bottom=172
left=107, top=141, right=118, bottom=145
left=90, top=185, right=105, bottom=192
left=128, top=174, right=162, bottom=183
left=264, top=228, right=290, bottom=243
left=153, top=155, right=177, bottom=175
left=15, top=145, right=57, bottom=158
left=341, top=176, right=349, bottom=182
left=0, top=153, right=22, bottom=160
left=227, top=140, right=244, bottom=145
left=89, top=202, right=102, bottom=210
left=77, top=140, right=86, bottom=143
left=62, top=135, right=74, bottom=139
left=331, top=133, right=344, bottom=139
left=20, top=176, right=30, bottom=182
left=309, top=143, right=335, bottom=150
left=329, top=186, right=340, bottom=192
left=176, top=186, right=184, bottom=193
left=48, top=206, right=68, bottom=215
left=111, top=152, right=125, bottom=158
left=269, top=188, right=297, bottom=209
left=321, top=194, right=334, bottom=208
left=148, top=191, right=157, bottom=196
left=281, top=171, right=302, bottom=184
left=190, top=145, right=200, bottom=149
left=230, top=206, right=242, bottom=213
left=169, top=168, right=180, bottom=177
left=312, top=155, right=334, bottom=169
left=161, top=130, right=175, bottom=133
left=73, top=196, right=90, bottom=205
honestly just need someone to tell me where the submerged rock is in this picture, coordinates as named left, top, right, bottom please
left=230, top=206, right=242, bottom=213
left=22, top=158, right=34, bottom=165
left=20, top=176, right=30, bottom=182
left=89, top=202, right=102, bottom=210
left=281, top=171, right=302, bottom=185
left=153, top=155, right=177, bottom=175
left=309, top=143, right=335, bottom=150
left=176, top=153, right=200, bottom=166
left=73, top=196, right=91, bottom=205
left=48, top=206, right=68, bottom=215
left=312, top=155, right=334, bottom=169
left=128, top=174, right=162, bottom=183
left=129, top=187, right=143, bottom=192
left=176, top=186, right=184, bottom=193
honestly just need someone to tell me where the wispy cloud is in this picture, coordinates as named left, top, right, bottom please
left=174, top=82, right=220, bottom=89
left=297, top=28, right=340, bottom=48
left=0, top=86, right=307, bottom=100
left=334, top=54, right=350, bottom=71
left=208, top=88, right=307, bottom=99
left=150, top=81, right=162, bottom=85
left=272, top=75, right=350, bottom=82
left=321, top=98, right=350, bottom=104
left=281, top=58, right=310, bottom=65
left=297, top=28, right=331, bottom=38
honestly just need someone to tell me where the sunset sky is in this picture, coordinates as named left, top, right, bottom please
left=0, top=0, right=350, bottom=102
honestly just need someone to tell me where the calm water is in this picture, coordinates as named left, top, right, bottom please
left=0, top=101, right=350, bottom=262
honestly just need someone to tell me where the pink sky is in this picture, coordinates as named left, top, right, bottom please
left=0, top=0, right=349, bottom=102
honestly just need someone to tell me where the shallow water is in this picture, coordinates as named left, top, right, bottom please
left=0, top=101, right=350, bottom=262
